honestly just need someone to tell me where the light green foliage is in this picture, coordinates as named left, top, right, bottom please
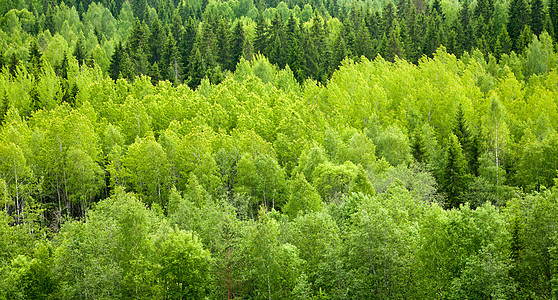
left=55, top=188, right=212, bottom=299
left=123, top=135, right=170, bottom=207
left=158, top=229, right=212, bottom=299
left=239, top=208, right=309, bottom=299
left=284, top=172, right=323, bottom=218
left=312, top=161, right=373, bottom=202
left=373, top=123, right=411, bottom=166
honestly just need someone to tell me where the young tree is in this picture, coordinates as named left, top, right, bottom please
left=442, top=134, right=470, bottom=208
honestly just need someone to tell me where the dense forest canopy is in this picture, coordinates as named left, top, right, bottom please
left=2, top=0, right=558, bottom=299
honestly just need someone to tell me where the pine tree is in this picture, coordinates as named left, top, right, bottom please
left=497, top=27, right=512, bottom=57
left=109, top=43, right=124, bottom=80
left=231, top=20, right=247, bottom=70
left=28, top=40, right=43, bottom=76
left=517, top=25, right=533, bottom=54
left=267, top=13, right=286, bottom=68
left=215, top=17, right=232, bottom=71
left=474, top=0, right=494, bottom=22
left=508, top=0, right=529, bottom=51
left=423, top=10, right=444, bottom=57
left=187, top=46, right=205, bottom=88
left=9, top=53, right=19, bottom=77
left=149, top=62, right=161, bottom=85
left=550, top=0, right=558, bottom=42
left=73, top=37, right=86, bottom=69
left=453, top=104, right=471, bottom=160
left=531, top=0, right=545, bottom=36
left=128, top=19, right=150, bottom=75
left=162, top=32, right=180, bottom=83
left=30, top=84, right=42, bottom=111
left=148, top=17, right=166, bottom=64
left=60, top=51, right=69, bottom=80
left=383, top=1, right=397, bottom=33
left=412, top=130, right=426, bottom=164
left=286, top=14, right=305, bottom=82
left=0, top=92, right=9, bottom=124
left=180, top=17, right=198, bottom=79
left=384, top=20, right=404, bottom=62
left=443, top=134, right=470, bottom=209
left=254, top=10, right=268, bottom=55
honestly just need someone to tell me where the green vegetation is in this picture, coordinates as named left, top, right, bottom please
left=2, top=0, right=558, bottom=298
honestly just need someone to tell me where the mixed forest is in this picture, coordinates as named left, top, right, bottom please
left=3, top=0, right=558, bottom=298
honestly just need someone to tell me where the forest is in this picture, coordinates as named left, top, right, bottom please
left=2, top=0, right=558, bottom=298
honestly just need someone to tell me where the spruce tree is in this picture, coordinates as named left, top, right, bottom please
left=0, top=92, right=9, bottom=124
left=384, top=20, right=404, bottom=62
left=267, top=13, right=286, bottom=68
left=453, top=104, right=471, bottom=161
left=443, top=134, right=470, bottom=209
left=28, top=40, right=43, bottom=77
left=60, top=51, right=69, bottom=80
left=550, top=0, right=558, bottom=42
left=149, top=62, right=161, bottom=85
left=231, top=20, right=246, bottom=70
left=254, top=10, right=268, bottom=55
left=73, top=37, right=86, bottom=69
left=531, top=0, right=545, bottom=36
left=508, top=0, right=529, bottom=51
left=9, top=53, right=19, bottom=77
left=109, top=43, right=123, bottom=81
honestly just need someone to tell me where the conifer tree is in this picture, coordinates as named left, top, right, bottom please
left=384, top=20, right=404, bottom=62
left=254, top=10, right=268, bottom=55
left=28, top=40, right=43, bottom=76
left=443, top=134, right=470, bottom=209
left=531, top=0, right=545, bottom=36
left=497, top=27, right=512, bottom=57
left=508, top=0, right=529, bottom=51
left=286, top=14, right=305, bottom=82
left=267, top=13, right=286, bottom=68
left=73, top=37, right=86, bottom=69
left=149, top=62, right=161, bottom=85
left=162, top=32, right=180, bottom=83
left=109, top=43, right=124, bottom=81
left=550, top=0, right=558, bottom=41
left=230, top=20, right=247, bottom=70
left=60, top=51, right=69, bottom=80
left=0, top=92, right=9, bottom=124
left=9, top=53, right=19, bottom=77
left=148, top=18, right=166, bottom=64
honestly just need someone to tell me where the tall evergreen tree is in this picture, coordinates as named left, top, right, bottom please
left=443, top=134, right=470, bottom=209
left=383, top=20, right=404, bottom=62
left=73, top=37, right=86, bottom=69
left=230, top=20, right=247, bottom=70
left=474, top=0, right=494, bottom=22
left=286, top=14, right=305, bottom=82
left=109, top=42, right=124, bottom=80
left=508, top=0, right=529, bottom=51
left=162, top=32, right=180, bottom=83
left=267, top=13, right=286, bottom=68
left=531, top=0, right=545, bottom=36
left=0, top=92, right=9, bottom=125
left=148, top=18, right=166, bottom=64
left=28, top=40, right=43, bottom=76
left=180, top=17, right=198, bottom=79
left=550, top=0, right=558, bottom=42
left=254, top=10, right=268, bottom=55
left=9, top=53, right=19, bottom=77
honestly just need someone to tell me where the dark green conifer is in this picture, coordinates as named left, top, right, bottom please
left=443, top=134, right=470, bottom=209
left=531, top=0, right=545, bottom=36
left=508, top=0, right=529, bottom=51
